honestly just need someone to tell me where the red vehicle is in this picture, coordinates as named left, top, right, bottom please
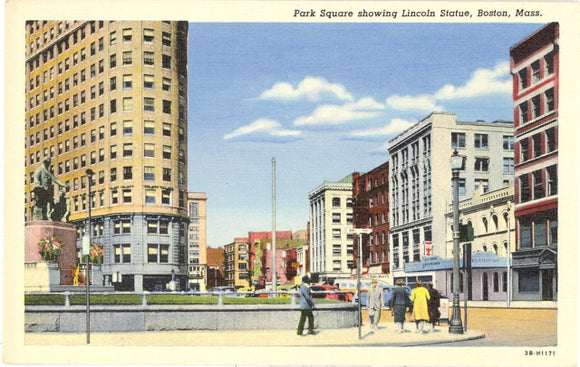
left=310, top=284, right=350, bottom=302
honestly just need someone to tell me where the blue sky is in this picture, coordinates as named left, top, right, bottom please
left=186, top=23, right=541, bottom=248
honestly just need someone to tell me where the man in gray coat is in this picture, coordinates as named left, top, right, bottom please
left=367, top=279, right=384, bottom=329
left=296, top=275, right=315, bottom=335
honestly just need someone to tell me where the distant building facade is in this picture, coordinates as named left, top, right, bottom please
left=187, top=193, right=207, bottom=291
left=353, top=162, right=391, bottom=283
left=309, top=175, right=355, bottom=284
left=206, top=246, right=224, bottom=289
left=388, top=113, right=514, bottom=287
left=224, top=238, right=251, bottom=289
left=510, top=23, right=558, bottom=301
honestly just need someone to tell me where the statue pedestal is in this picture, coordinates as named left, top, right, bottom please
left=25, top=221, right=77, bottom=288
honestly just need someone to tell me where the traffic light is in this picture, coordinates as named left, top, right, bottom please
left=459, top=223, right=474, bottom=242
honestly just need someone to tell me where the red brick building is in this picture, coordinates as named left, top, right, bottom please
left=206, top=246, right=225, bottom=289
left=352, top=162, right=390, bottom=280
left=510, top=22, right=558, bottom=301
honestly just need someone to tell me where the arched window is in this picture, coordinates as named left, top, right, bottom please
left=493, top=244, right=498, bottom=254
left=492, top=215, right=499, bottom=232
left=483, top=245, right=488, bottom=252
left=503, top=212, right=509, bottom=228
left=482, top=217, right=488, bottom=232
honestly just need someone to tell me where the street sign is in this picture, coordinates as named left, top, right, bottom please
left=347, top=228, right=372, bottom=235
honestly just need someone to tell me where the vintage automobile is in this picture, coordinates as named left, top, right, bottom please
left=310, top=284, right=350, bottom=302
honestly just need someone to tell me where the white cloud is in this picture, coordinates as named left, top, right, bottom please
left=223, top=118, right=302, bottom=140
left=293, top=97, right=384, bottom=126
left=347, top=118, right=415, bottom=138
left=435, top=61, right=511, bottom=100
left=386, top=94, right=440, bottom=111
left=259, top=76, right=354, bottom=102
left=386, top=61, right=511, bottom=112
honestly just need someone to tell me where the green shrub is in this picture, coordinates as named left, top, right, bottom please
left=146, top=294, right=217, bottom=305
left=24, top=294, right=66, bottom=305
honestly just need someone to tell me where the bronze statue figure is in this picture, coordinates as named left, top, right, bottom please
left=32, top=157, right=69, bottom=221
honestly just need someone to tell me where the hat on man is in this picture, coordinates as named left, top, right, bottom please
left=302, top=275, right=311, bottom=284
left=371, top=279, right=378, bottom=284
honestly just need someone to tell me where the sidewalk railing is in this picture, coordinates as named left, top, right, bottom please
left=25, top=290, right=357, bottom=307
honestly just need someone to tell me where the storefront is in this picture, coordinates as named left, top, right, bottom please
left=401, top=253, right=509, bottom=301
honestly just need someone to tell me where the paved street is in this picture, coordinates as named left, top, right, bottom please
left=429, top=307, right=557, bottom=347
left=24, top=306, right=556, bottom=348
left=19, top=305, right=560, bottom=366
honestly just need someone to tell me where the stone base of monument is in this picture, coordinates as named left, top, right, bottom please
left=25, top=221, right=77, bottom=290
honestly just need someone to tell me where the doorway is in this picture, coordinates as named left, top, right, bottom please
left=482, top=273, right=489, bottom=301
left=542, top=269, right=554, bottom=301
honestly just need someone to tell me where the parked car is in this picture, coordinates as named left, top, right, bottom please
left=310, top=284, right=349, bottom=302
left=209, top=286, right=243, bottom=297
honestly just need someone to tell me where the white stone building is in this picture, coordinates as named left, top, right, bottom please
left=308, top=175, right=354, bottom=283
left=387, top=112, right=515, bottom=286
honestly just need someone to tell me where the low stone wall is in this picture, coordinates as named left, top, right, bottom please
left=25, top=303, right=358, bottom=332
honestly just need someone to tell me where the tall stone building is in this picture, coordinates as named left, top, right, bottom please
left=387, top=112, right=514, bottom=287
left=24, top=21, right=190, bottom=292
left=309, top=175, right=355, bottom=284
left=510, top=23, right=558, bottom=301
left=187, top=192, right=207, bottom=291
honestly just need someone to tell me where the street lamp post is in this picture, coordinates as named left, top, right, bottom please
left=271, top=157, right=277, bottom=296
left=506, top=201, right=512, bottom=308
left=348, top=228, right=372, bottom=339
left=449, top=150, right=464, bottom=334
left=85, top=168, right=94, bottom=344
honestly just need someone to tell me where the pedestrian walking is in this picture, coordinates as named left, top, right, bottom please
left=296, top=275, right=315, bottom=336
left=367, top=279, right=384, bottom=329
left=388, top=279, right=412, bottom=333
left=411, top=280, right=431, bottom=334
left=427, top=282, right=441, bottom=331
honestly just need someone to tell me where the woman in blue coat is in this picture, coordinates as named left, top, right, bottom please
left=388, top=279, right=411, bottom=333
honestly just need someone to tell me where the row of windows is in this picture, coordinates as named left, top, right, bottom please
left=331, top=212, right=354, bottom=224
left=110, top=244, right=171, bottom=264
left=517, top=88, right=555, bottom=125
left=518, top=165, right=557, bottom=202
left=28, top=72, right=181, bottom=114
left=27, top=21, right=104, bottom=69
left=519, top=213, right=557, bottom=249
left=27, top=119, right=182, bottom=155
left=451, top=133, right=514, bottom=151
left=391, top=136, right=431, bottom=170
left=331, top=197, right=354, bottom=208
left=517, top=52, right=555, bottom=91
left=27, top=21, right=175, bottom=75
left=518, top=127, right=557, bottom=163
left=29, top=96, right=182, bottom=130
left=66, top=187, right=175, bottom=212
left=27, top=141, right=185, bottom=177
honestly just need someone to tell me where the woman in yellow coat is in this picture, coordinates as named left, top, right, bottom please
left=410, top=280, right=430, bottom=333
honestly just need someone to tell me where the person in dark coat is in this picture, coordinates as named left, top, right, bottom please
left=297, top=275, right=315, bottom=335
left=388, top=279, right=412, bottom=333
left=427, top=282, right=441, bottom=331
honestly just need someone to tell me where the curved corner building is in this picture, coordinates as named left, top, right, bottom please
left=25, top=21, right=189, bottom=292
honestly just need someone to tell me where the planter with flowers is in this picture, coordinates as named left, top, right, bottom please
left=37, top=234, right=65, bottom=263
left=89, top=243, right=104, bottom=264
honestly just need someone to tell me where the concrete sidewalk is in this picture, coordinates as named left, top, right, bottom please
left=25, top=322, right=484, bottom=347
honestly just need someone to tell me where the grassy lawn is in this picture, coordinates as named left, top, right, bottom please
left=24, top=293, right=347, bottom=306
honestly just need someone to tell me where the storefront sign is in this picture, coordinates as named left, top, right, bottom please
left=404, top=253, right=507, bottom=273
left=424, top=241, right=433, bottom=257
